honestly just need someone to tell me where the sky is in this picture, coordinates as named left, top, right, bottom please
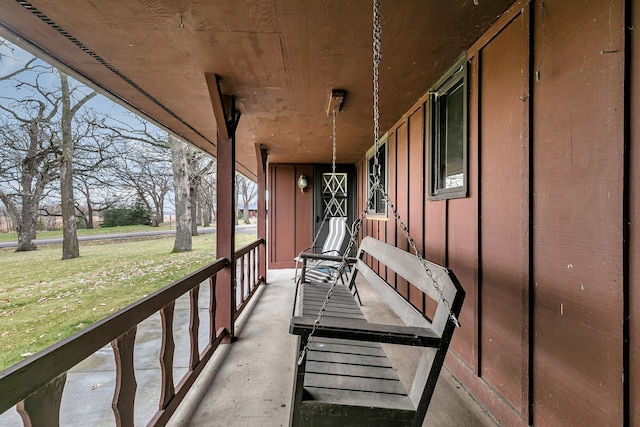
left=0, top=37, right=151, bottom=130
left=0, top=36, right=257, bottom=217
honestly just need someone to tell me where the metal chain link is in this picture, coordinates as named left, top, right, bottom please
left=297, top=206, right=368, bottom=365
left=372, top=0, right=382, bottom=187
left=376, top=183, right=460, bottom=327
left=297, top=0, right=458, bottom=366
left=368, top=0, right=459, bottom=327
left=306, top=106, right=340, bottom=252
left=332, top=106, right=337, bottom=175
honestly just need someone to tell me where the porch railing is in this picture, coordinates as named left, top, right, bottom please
left=0, top=238, right=265, bottom=426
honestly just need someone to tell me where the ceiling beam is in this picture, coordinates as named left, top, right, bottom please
left=205, top=73, right=240, bottom=141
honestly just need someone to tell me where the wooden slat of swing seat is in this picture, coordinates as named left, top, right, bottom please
left=299, top=282, right=365, bottom=321
left=300, top=388, right=415, bottom=419
left=294, top=280, right=415, bottom=426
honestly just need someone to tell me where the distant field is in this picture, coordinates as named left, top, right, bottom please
left=0, top=232, right=256, bottom=370
left=0, top=223, right=180, bottom=243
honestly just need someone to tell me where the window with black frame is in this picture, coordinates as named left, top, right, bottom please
left=366, top=135, right=387, bottom=216
left=428, top=56, right=468, bottom=200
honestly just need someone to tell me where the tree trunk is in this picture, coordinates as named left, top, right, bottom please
left=157, top=194, right=165, bottom=227
left=86, top=203, right=94, bottom=229
left=15, top=194, right=38, bottom=252
left=2, top=122, right=53, bottom=252
left=187, top=151, right=200, bottom=237
left=59, top=73, right=79, bottom=259
left=244, top=205, right=250, bottom=224
left=202, top=199, right=212, bottom=227
left=154, top=205, right=162, bottom=227
left=190, top=185, right=199, bottom=236
left=169, top=135, right=192, bottom=252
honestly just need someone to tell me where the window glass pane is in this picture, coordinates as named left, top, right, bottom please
left=429, top=56, right=467, bottom=200
left=444, top=82, right=464, bottom=189
left=367, top=142, right=387, bottom=215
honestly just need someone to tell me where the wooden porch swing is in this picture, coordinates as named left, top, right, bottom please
left=288, top=1, right=465, bottom=426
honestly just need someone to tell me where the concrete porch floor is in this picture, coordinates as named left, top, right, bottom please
left=169, top=269, right=498, bottom=427
left=0, top=269, right=498, bottom=426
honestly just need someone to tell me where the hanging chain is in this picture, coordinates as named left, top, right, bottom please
left=332, top=106, right=337, bottom=175
left=297, top=0, right=458, bottom=366
left=297, top=208, right=367, bottom=365
left=369, top=0, right=458, bottom=327
left=377, top=184, right=460, bottom=327
left=372, top=0, right=382, bottom=187
left=307, top=107, right=340, bottom=251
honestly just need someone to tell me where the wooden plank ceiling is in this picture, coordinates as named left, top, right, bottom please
left=0, top=0, right=513, bottom=179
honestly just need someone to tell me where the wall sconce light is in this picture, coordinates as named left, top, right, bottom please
left=298, top=175, right=308, bottom=193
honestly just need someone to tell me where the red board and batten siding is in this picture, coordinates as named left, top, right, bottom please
left=532, top=0, right=624, bottom=425
left=386, top=131, right=398, bottom=291
left=478, top=7, right=530, bottom=420
left=631, top=0, right=640, bottom=425
left=408, top=108, right=426, bottom=313
left=395, top=122, right=410, bottom=300
left=268, top=164, right=313, bottom=268
left=358, top=0, right=632, bottom=425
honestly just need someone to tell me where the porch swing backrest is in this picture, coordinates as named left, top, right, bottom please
left=349, top=236, right=465, bottom=411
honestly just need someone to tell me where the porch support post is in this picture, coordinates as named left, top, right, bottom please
left=206, top=73, right=241, bottom=341
left=216, top=132, right=235, bottom=340
left=255, top=143, right=268, bottom=283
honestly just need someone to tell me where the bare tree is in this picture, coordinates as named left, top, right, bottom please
left=168, top=135, right=192, bottom=252
left=59, top=71, right=96, bottom=259
left=187, top=150, right=215, bottom=236
left=68, top=110, right=119, bottom=230
left=0, top=204, right=15, bottom=232
left=74, top=175, right=118, bottom=229
left=97, top=115, right=174, bottom=228
left=0, top=65, right=60, bottom=251
left=199, top=162, right=217, bottom=226
left=236, top=173, right=257, bottom=225
left=92, top=114, right=213, bottom=248
left=114, top=142, right=172, bottom=227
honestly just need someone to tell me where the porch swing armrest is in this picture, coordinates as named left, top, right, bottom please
left=290, top=316, right=441, bottom=347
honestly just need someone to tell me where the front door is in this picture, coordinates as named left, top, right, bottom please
left=312, top=164, right=356, bottom=255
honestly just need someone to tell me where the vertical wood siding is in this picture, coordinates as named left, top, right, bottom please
left=631, top=0, right=640, bottom=424
left=532, top=0, right=624, bottom=425
left=408, top=108, right=426, bottom=313
left=386, top=131, right=398, bottom=290
left=478, top=9, right=529, bottom=418
left=395, top=122, right=410, bottom=300
left=356, top=0, right=631, bottom=425
left=268, top=164, right=313, bottom=268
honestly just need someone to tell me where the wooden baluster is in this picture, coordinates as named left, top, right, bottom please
left=111, top=326, right=137, bottom=427
left=256, top=246, right=261, bottom=283
left=249, top=250, right=254, bottom=290
left=209, top=276, right=217, bottom=344
left=253, top=249, right=257, bottom=287
left=254, top=247, right=258, bottom=285
left=189, top=285, right=200, bottom=370
left=17, top=373, right=67, bottom=427
left=256, top=244, right=262, bottom=283
left=159, top=302, right=175, bottom=409
left=239, top=255, right=245, bottom=304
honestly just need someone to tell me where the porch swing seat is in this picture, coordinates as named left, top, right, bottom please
left=289, top=237, right=465, bottom=426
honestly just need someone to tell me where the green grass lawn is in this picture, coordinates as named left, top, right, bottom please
left=0, top=232, right=257, bottom=370
left=0, top=223, right=183, bottom=243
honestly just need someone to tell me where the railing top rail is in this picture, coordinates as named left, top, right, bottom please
left=233, top=238, right=264, bottom=260
left=0, top=257, right=228, bottom=414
